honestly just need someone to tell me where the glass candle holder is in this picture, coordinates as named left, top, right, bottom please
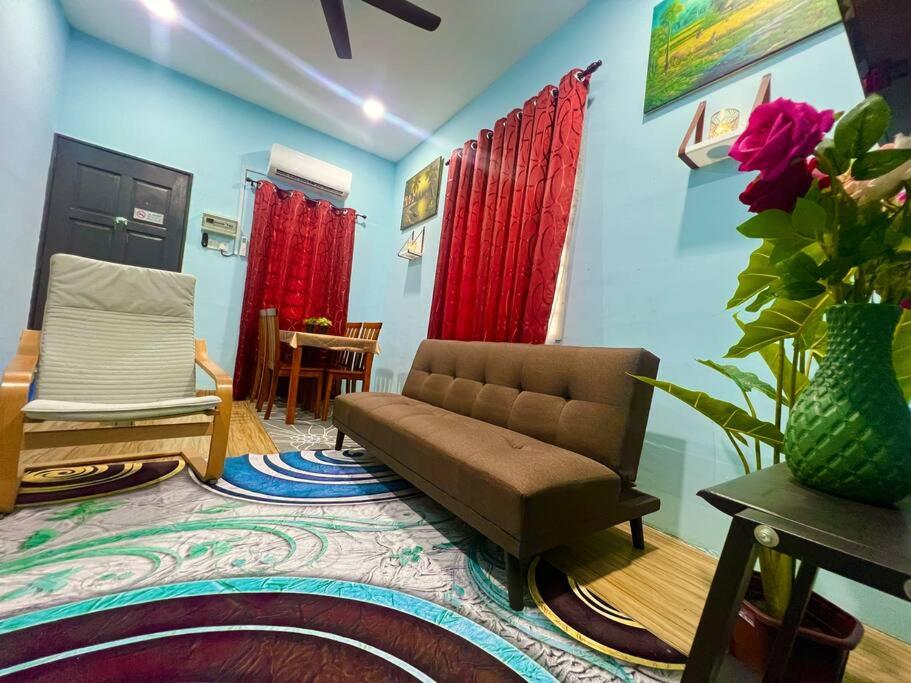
left=710, top=108, right=741, bottom=138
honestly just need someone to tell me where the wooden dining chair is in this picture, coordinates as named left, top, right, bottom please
left=319, top=322, right=382, bottom=421
left=337, top=321, right=363, bottom=393
left=261, top=312, right=324, bottom=420
left=249, top=309, right=271, bottom=406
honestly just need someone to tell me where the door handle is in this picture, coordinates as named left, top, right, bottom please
left=114, top=217, right=129, bottom=228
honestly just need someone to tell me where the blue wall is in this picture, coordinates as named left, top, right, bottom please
left=0, top=0, right=68, bottom=366
left=52, top=31, right=396, bottom=375
left=375, top=0, right=908, bottom=641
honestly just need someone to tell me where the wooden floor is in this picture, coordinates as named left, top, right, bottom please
left=20, top=404, right=908, bottom=680
left=547, top=524, right=911, bottom=683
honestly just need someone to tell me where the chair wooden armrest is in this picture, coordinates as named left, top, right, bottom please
left=1, top=330, right=41, bottom=512
left=195, top=339, right=232, bottom=389
left=2, top=330, right=40, bottom=388
left=193, top=339, right=232, bottom=481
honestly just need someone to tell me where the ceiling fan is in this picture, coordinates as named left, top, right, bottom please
left=320, top=0, right=441, bottom=59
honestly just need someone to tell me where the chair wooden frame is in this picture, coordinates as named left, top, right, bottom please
left=319, top=322, right=381, bottom=421
left=0, top=330, right=232, bottom=514
left=258, top=312, right=325, bottom=422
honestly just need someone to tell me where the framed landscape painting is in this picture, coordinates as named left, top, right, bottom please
left=400, top=156, right=443, bottom=229
left=645, top=0, right=842, bottom=113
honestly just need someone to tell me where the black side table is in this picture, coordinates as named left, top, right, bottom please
left=682, top=463, right=910, bottom=682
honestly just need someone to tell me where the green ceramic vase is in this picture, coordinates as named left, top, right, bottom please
left=785, top=303, right=911, bottom=506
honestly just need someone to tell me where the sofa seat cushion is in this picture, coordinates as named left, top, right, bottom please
left=334, top=392, right=621, bottom=544
left=23, top=395, right=221, bottom=422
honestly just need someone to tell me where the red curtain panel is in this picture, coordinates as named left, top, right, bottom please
left=427, top=69, right=590, bottom=343
left=233, top=181, right=357, bottom=398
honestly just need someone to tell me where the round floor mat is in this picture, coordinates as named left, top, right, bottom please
left=0, top=577, right=549, bottom=682
left=192, top=450, right=418, bottom=505
left=17, top=459, right=185, bottom=507
left=528, top=557, right=687, bottom=670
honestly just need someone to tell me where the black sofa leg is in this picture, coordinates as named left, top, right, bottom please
left=504, top=551, right=524, bottom=611
left=334, top=429, right=345, bottom=451
left=630, top=517, right=645, bottom=550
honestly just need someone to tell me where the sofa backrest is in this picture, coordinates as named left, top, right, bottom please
left=36, top=253, right=197, bottom=403
left=402, top=340, right=659, bottom=483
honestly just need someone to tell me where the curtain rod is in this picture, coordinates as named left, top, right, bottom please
left=444, top=60, right=601, bottom=166
left=244, top=173, right=367, bottom=220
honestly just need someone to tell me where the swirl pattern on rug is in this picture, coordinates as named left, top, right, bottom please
left=0, top=577, right=553, bottom=682
left=529, top=557, right=687, bottom=670
left=193, top=450, right=418, bottom=505
left=17, top=459, right=185, bottom=507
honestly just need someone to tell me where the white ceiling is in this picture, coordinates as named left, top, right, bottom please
left=60, top=0, right=588, bottom=160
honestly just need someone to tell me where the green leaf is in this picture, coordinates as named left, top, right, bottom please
left=19, top=529, right=59, bottom=551
left=631, top=375, right=784, bottom=448
left=737, top=320, right=809, bottom=404
left=834, top=94, right=890, bottom=160
left=768, top=235, right=815, bottom=265
left=815, top=137, right=848, bottom=176
left=726, top=294, right=833, bottom=358
left=737, top=210, right=792, bottom=239
left=801, top=318, right=829, bottom=358
left=746, top=288, right=776, bottom=313
left=776, top=252, right=821, bottom=282
left=727, top=241, right=777, bottom=309
left=895, top=310, right=911, bottom=401
left=791, top=198, right=827, bottom=239
left=697, top=360, right=778, bottom=402
left=774, top=252, right=825, bottom=300
left=852, top=148, right=911, bottom=180
left=776, top=280, right=826, bottom=300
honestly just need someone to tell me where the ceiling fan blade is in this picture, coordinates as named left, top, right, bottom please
left=361, top=0, right=441, bottom=31
left=321, top=0, right=352, bottom=59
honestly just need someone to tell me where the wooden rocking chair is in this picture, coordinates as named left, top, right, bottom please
left=0, top=254, right=232, bottom=514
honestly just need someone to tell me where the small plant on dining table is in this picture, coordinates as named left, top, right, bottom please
left=303, top=316, right=332, bottom=333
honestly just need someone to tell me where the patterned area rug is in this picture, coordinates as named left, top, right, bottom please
left=0, top=404, right=682, bottom=681
left=16, top=458, right=185, bottom=507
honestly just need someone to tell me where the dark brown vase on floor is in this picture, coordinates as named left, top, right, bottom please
left=729, top=574, right=863, bottom=681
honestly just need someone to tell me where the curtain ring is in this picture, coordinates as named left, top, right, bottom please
left=551, top=87, right=559, bottom=97
left=574, top=71, right=585, bottom=82
left=487, top=131, right=493, bottom=140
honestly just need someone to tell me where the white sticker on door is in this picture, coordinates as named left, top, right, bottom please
left=133, top=208, right=165, bottom=225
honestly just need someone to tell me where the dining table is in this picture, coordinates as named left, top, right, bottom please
left=279, top=330, right=382, bottom=424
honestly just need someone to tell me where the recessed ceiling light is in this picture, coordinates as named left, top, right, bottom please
left=362, top=98, right=385, bottom=121
left=142, top=0, right=179, bottom=22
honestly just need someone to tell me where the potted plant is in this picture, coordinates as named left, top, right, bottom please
left=303, top=316, right=332, bottom=334
left=634, top=94, right=910, bottom=677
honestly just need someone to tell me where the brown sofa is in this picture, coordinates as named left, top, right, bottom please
left=333, top=339, right=660, bottom=610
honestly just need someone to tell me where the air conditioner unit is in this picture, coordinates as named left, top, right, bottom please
left=267, top=144, right=352, bottom=199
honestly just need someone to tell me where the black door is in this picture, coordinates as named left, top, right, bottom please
left=30, top=136, right=192, bottom=327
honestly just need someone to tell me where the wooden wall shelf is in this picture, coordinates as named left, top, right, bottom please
left=678, top=74, right=772, bottom=170
left=397, top=227, right=424, bottom=261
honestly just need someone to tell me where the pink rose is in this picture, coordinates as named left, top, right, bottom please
left=730, top=98, right=835, bottom=180
left=902, top=299, right=911, bottom=310
left=739, top=160, right=813, bottom=213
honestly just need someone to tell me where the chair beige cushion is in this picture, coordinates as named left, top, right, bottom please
left=22, top=395, right=221, bottom=422
left=36, top=254, right=197, bottom=403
